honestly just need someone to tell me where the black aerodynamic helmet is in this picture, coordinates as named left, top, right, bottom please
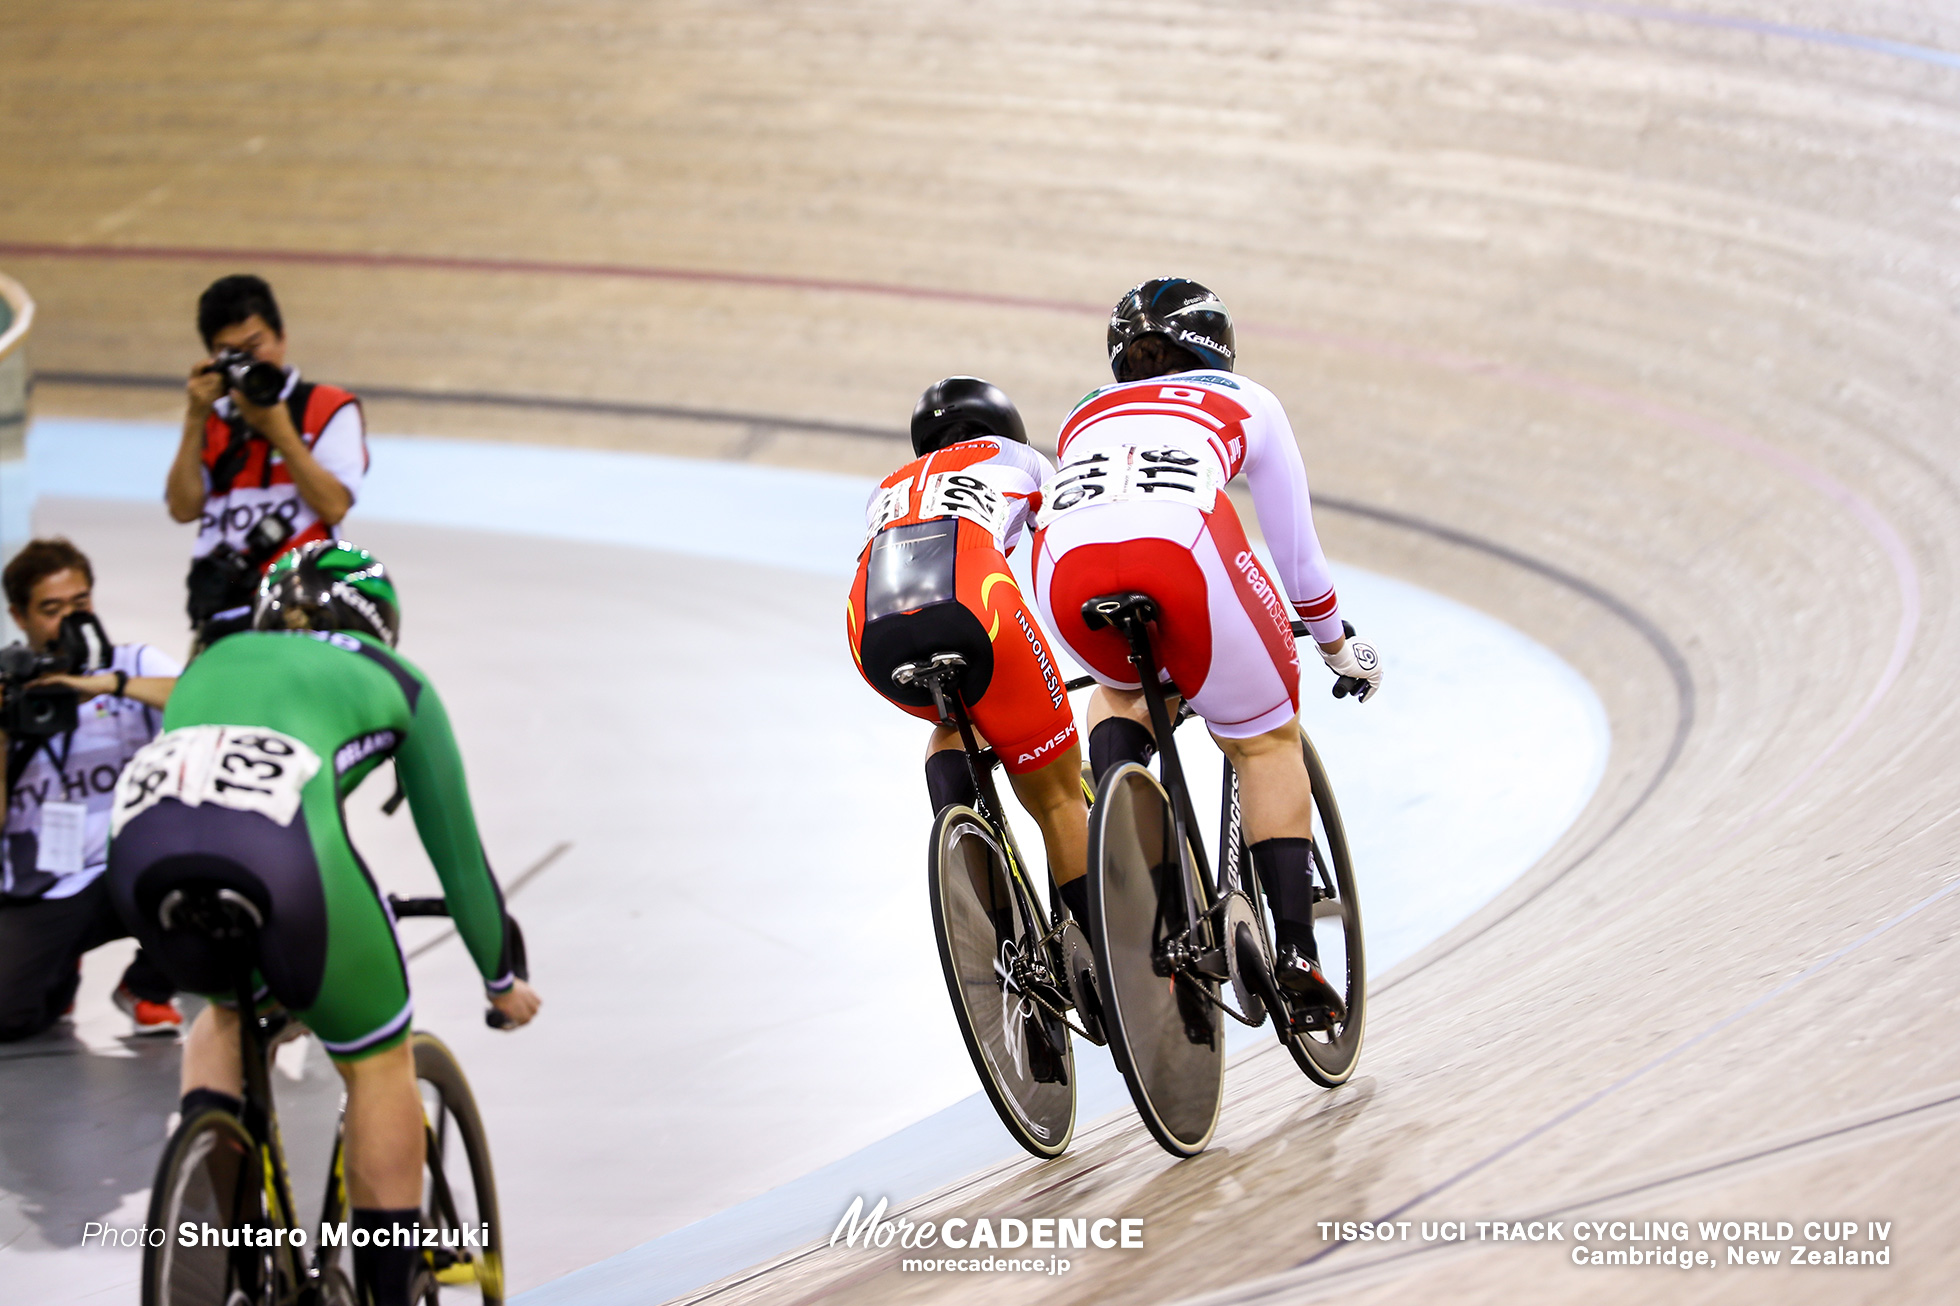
left=253, top=539, right=402, bottom=648
left=910, top=376, right=1028, bottom=458
left=1107, top=277, right=1235, bottom=379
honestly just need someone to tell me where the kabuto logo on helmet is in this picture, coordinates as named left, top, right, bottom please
left=1176, top=330, right=1232, bottom=359
left=1107, top=277, right=1236, bottom=380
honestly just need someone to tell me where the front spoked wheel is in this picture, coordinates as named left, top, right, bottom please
left=1285, top=730, right=1367, bottom=1085
left=413, top=1032, right=505, bottom=1303
left=1089, top=763, right=1223, bottom=1158
left=928, top=804, right=1076, bottom=1158
left=143, top=1108, right=277, bottom=1306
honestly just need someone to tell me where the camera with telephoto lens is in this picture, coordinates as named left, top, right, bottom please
left=0, top=611, right=113, bottom=740
left=203, top=348, right=288, bottom=408
left=185, top=511, right=296, bottom=629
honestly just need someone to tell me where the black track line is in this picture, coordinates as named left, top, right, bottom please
left=1315, top=496, right=1695, bottom=993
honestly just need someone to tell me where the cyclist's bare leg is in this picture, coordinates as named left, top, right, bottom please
left=1212, top=718, right=1313, bottom=843
left=180, top=1003, right=243, bottom=1100
left=1086, top=683, right=1152, bottom=735
left=180, top=1004, right=424, bottom=1206
left=927, top=726, right=1088, bottom=885
left=1005, top=746, right=1089, bottom=887
left=1089, top=683, right=1310, bottom=838
left=335, top=1041, right=426, bottom=1207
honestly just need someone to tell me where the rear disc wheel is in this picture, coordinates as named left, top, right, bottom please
left=1089, top=763, right=1223, bottom=1158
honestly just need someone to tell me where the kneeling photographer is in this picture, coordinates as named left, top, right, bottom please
left=165, top=274, right=368, bottom=649
left=1, top=540, right=183, bottom=1039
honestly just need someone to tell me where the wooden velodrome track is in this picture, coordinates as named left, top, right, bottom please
left=6, top=3, right=1960, bottom=1302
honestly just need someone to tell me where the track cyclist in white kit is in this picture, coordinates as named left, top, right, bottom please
left=1032, top=277, right=1382, bottom=1031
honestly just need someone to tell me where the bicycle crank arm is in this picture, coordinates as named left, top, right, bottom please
left=1017, top=983, right=1101, bottom=1042
left=1196, top=950, right=1232, bottom=982
left=1151, top=926, right=1230, bottom=977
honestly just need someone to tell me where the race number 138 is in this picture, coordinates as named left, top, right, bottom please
left=113, top=725, right=323, bottom=834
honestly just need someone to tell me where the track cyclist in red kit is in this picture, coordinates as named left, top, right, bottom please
left=1032, top=278, right=1383, bottom=1031
left=847, top=378, right=1093, bottom=930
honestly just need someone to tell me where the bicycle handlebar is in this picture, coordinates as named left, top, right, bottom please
left=1294, top=620, right=1370, bottom=703
left=1060, top=624, right=1366, bottom=701
left=386, top=895, right=531, bottom=1028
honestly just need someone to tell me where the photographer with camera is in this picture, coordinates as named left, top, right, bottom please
left=165, top=274, right=367, bottom=648
left=1, top=539, right=183, bottom=1039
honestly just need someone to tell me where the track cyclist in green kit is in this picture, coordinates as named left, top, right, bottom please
left=108, top=540, right=541, bottom=1306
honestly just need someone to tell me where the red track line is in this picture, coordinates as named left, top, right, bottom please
left=0, top=240, right=1103, bottom=317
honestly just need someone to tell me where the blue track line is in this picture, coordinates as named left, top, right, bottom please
left=1473, top=0, right=1960, bottom=71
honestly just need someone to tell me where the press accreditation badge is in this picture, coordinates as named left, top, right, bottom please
left=35, top=801, right=88, bottom=876
left=112, top=725, right=322, bottom=835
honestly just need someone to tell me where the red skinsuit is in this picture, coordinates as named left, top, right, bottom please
left=847, top=438, right=1079, bottom=774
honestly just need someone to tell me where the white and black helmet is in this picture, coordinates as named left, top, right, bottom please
left=1107, top=277, right=1235, bottom=379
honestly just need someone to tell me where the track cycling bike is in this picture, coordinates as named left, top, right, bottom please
left=1081, top=593, right=1367, bottom=1158
left=141, top=890, right=523, bottom=1306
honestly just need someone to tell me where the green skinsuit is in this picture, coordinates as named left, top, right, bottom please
left=154, top=628, right=511, bottom=1059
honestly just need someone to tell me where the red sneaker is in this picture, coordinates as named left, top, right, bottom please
left=114, top=985, right=185, bottom=1036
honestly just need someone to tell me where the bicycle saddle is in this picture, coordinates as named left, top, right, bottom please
left=158, top=884, right=265, bottom=941
left=890, top=650, right=968, bottom=687
left=1080, top=592, right=1158, bottom=632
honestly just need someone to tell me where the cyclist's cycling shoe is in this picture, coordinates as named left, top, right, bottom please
left=1274, top=945, right=1346, bottom=1033
left=1022, top=1010, right=1068, bottom=1084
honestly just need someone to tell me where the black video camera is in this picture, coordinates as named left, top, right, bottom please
left=0, top=611, right=113, bottom=740
left=186, top=511, right=296, bottom=631
left=203, top=348, right=289, bottom=408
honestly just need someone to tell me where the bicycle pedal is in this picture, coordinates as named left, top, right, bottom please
left=1027, top=978, right=1070, bottom=1011
left=1023, top=1012, right=1068, bottom=1084
left=1277, top=987, right=1344, bottom=1035
left=1173, top=978, right=1216, bottom=1047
